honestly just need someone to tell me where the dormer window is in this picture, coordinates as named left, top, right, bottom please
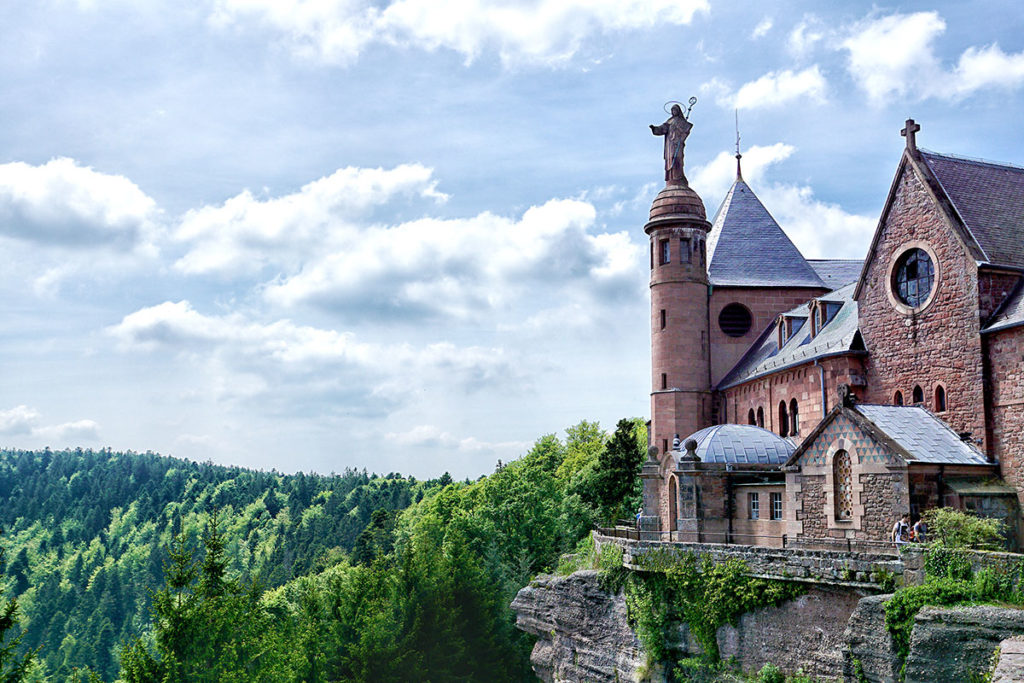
left=809, top=301, right=840, bottom=336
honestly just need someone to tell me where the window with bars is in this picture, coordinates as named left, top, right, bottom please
left=834, top=450, right=853, bottom=520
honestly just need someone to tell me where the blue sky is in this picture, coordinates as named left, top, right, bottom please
left=1, top=1, right=1023, bottom=478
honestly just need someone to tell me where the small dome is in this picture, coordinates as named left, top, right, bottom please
left=649, top=184, right=707, bottom=222
left=683, top=424, right=794, bottom=465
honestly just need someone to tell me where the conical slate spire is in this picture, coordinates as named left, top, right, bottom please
left=706, top=179, right=824, bottom=288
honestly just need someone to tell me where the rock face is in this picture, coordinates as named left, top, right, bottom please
left=718, top=587, right=861, bottom=679
left=510, top=570, right=649, bottom=683
left=510, top=571, right=861, bottom=682
left=511, top=570, right=1024, bottom=683
left=902, top=605, right=1024, bottom=683
left=841, top=594, right=900, bottom=683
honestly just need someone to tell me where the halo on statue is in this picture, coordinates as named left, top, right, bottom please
left=662, top=97, right=698, bottom=119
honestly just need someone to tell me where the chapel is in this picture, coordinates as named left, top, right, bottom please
left=639, top=116, right=1024, bottom=549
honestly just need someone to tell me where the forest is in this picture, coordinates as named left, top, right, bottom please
left=0, top=417, right=646, bottom=682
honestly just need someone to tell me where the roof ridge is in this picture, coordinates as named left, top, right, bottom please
left=920, top=148, right=1024, bottom=173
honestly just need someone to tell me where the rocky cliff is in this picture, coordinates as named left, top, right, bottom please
left=510, top=570, right=650, bottom=683
left=512, top=571, right=1024, bottom=682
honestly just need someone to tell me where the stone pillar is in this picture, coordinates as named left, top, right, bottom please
left=639, top=446, right=663, bottom=539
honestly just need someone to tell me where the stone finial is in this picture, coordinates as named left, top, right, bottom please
left=647, top=445, right=660, bottom=462
left=672, top=434, right=682, bottom=451
left=680, top=438, right=700, bottom=462
left=901, top=118, right=921, bottom=152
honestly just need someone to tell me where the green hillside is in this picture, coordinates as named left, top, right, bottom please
left=0, top=418, right=646, bottom=681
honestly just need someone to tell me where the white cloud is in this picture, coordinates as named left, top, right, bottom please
left=841, top=12, right=944, bottom=103
left=36, top=419, right=102, bottom=442
left=107, top=301, right=521, bottom=407
left=704, top=66, right=827, bottom=112
left=174, top=163, right=446, bottom=277
left=947, top=44, right=1024, bottom=97
left=787, top=16, right=823, bottom=58
left=0, top=158, right=160, bottom=249
left=751, top=17, right=772, bottom=39
left=734, top=66, right=827, bottom=110
left=0, top=405, right=100, bottom=442
left=759, top=185, right=875, bottom=260
left=839, top=11, right=1024, bottom=103
left=0, top=405, right=42, bottom=435
left=210, top=0, right=709, bottom=67
left=691, top=143, right=796, bottom=205
left=385, top=424, right=529, bottom=453
left=261, top=196, right=642, bottom=321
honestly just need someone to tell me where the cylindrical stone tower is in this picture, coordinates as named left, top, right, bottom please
left=645, top=183, right=712, bottom=465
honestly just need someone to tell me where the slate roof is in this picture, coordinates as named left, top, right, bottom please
left=684, top=423, right=794, bottom=465
left=853, top=404, right=990, bottom=466
left=706, top=179, right=825, bottom=288
left=807, top=259, right=864, bottom=290
left=920, top=150, right=1024, bottom=269
left=717, top=282, right=862, bottom=389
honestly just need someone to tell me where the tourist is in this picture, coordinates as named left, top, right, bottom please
left=891, top=513, right=911, bottom=546
left=912, top=517, right=928, bottom=544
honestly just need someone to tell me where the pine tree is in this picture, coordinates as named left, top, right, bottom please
left=0, top=534, right=35, bottom=682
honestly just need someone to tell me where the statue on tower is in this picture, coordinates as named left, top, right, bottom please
left=650, top=98, right=696, bottom=185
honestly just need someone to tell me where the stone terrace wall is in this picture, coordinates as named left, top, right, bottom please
left=597, top=533, right=903, bottom=590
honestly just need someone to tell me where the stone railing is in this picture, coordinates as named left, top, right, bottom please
left=594, top=531, right=905, bottom=590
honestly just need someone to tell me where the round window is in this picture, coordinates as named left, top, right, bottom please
left=892, top=248, right=934, bottom=308
left=718, top=303, right=752, bottom=337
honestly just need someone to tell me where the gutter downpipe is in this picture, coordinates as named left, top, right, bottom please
left=814, top=359, right=827, bottom=416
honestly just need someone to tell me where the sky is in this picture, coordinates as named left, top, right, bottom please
left=2, top=1, right=1024, bottom=479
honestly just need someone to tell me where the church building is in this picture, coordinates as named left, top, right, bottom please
left=639, top=117, right=1024, bottom=549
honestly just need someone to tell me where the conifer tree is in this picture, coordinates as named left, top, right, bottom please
left=0, top=534, right=34, bottom=682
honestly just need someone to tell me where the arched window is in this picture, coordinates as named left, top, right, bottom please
left=935, top=385, right=946, bottom=412
left=748, top=408, right=756, bottom=425
left=912, top=385, right=924, bottom=404
left=778, top=401, right=789, bottom=437
left=756, top=407, right=764, bottom=428
left=790, top=398, right=799, bottom=436
left=833, top=450, right=853, bottom=520
left=894, top=391, right=904, bottom=406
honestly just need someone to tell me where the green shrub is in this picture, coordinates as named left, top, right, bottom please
left=757, top=661, right=784, bottom=683
left=924, top=508, right=1005, bottom=550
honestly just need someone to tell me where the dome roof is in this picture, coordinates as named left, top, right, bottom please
left=682, top=424, right=794, bottom=465
left=649, top=183, right=707, bottom=222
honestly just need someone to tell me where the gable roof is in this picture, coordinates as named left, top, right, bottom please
left=919, top=151, right=1024, bottom=269
left=717, top=282, right=863, bottom=389
left=855, top=144, right=1024, bottom=300
left=706, top=178, right=825, bottom=288
left=786, top=402, right=991, bottom=467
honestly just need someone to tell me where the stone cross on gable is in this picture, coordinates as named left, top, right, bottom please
left=901, top=118, right=921, bottom=152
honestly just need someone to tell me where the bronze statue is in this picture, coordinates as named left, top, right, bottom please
left=651, top=102, right=694, bottom=184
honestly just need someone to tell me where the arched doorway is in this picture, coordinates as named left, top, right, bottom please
left=668, top=476, right=678, bottom=532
